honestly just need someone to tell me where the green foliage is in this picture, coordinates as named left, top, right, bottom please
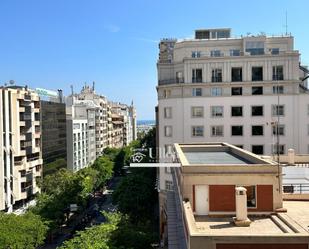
left=59, top=212, right=121, bottom=249
left=0, top=212, right=47, bottom=249
left=92, top=156, right=114, bottom=187
left=43, top=158, right=67, bottom=177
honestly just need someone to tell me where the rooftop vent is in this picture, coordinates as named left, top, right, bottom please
left=234, top=186, right=251, bottom=226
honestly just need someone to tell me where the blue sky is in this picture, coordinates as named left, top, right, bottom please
left=0, top=0, right=308, bottom=120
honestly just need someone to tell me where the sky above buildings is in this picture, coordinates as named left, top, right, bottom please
left=0, top=0, right=308, bottom=120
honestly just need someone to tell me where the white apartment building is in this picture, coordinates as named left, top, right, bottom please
left=66, top=84, right=137, bottom=171
left=0, top=85, right=43, bottom=212
left=156, top=28, right=309, bottom=212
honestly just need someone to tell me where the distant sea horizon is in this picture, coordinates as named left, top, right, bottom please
left=137, top=120, right=155, bottom=126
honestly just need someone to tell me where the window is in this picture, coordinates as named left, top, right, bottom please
left=272, top=124, right=285, bottom=136
left=252, top=86, right=263, bottom=95
left=192, top=88, right=202, bottom=96
left=273, top=85, right=284, bottom=94
left=271, top=48, right=279, bottom=55
left=192, top=51, right=201, bottom=58
left=165, top=180, right=173, bottom=191
left=163, top=89, right=171, bottom=98
left=231, top=67, right=242, bottom=82
left=164, top=144, right=173, bottom=157
left=252, top=145, right=264, bottom=155
left=211, top=87, right=222, bottom=96
left=231, top=87, right=242, bottom=96
left=192, top=126, right=204, bottom=137
left=246, top=41, right=264, bottom=55
left=192, top=68, right=203, bottom=83
left=251, top=106, right=263, bottom=116
left=212, top=68, right=222, bottom=82
left=164, top=126, right=172, bottom=137
left=245, top=186, right=257, bottom=208
left=73, top=123, right=80, bottom=129
left=252, top=125, right=264, bottom=136
left=272, top=144, right=285, bottom=155
left=211, top=106, right=224, bottom=117
left=164, top=107, right=172, bottom=118
left=211, top=126, right=224, bottom=136
left=273, top=66, right=284, bottom=81
left=272, top=105, right=285, bottom=116
left=252, top=67, right=263, bottom=81
left=191, top=106, right=204, bottom=118
left=210, top=50, right=222, bottom=57
left=230, top=49, right=240, bottom=56
left=231, top=126, right=243, bottom=136
left=231, top=106, right=243, bottom=117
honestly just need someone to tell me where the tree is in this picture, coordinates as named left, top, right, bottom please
left=0, top=212, right=47, bottom=249
left=91, top=156, right=114, bottom=188
left=43, top=158, right=67, bottom=177
left=59, top=212, right=121, bottom=249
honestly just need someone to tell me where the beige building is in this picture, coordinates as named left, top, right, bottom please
left=0, top=86, right=43, bottom=212
left=156, top=29, right=309, bottom=229
left=164, top=143, right=309, bottom=249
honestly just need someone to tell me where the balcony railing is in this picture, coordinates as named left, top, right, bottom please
left=211, top=76, right=222, bottom=83
left=283, top=184, right=309, bottom=194
left=158, top=78, right=184, bottom=85
left=192, top=77, right=203, bottom=83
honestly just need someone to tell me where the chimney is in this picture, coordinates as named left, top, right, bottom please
left=234, top=186, right=251, bottom=226
left=288, top=148, right=295, bottom=165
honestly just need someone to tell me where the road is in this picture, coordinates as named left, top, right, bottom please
left=41, top=177, right=121, bottom=249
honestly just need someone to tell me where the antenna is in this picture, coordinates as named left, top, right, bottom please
left=70, top=85, right=74, bottom=95
left=284, top=11, right=288, bottom=35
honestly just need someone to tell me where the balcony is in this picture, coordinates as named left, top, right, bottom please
left=192, top=78, right=203, bottom=83
left=211, top=76, right=222, bottom=83
left=158, top=78, right=184, bottom=85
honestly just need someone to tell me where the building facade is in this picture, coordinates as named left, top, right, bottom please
left=66, top=84, right=137, bottom=171
left=40, top=99, right=67, bottom=174
left=0, top=86, right=43, bottom=212
left=157, top=28, right=309, bottom=191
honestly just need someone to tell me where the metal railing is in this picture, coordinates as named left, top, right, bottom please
left=158, top=78, right=184, bottom=85
left=283, top=184, right=309, bottom=194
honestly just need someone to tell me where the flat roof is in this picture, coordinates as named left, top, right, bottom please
left=175, top=143, right=274, bottom=166
left=184, top=201, right=309, bottom=236
left=184, top=151, right=252, bottom=165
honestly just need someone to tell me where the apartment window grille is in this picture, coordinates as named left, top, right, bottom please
left=192, top=126, right=204, bottom=137
left=231, top=67, right=242, bottom=82
left=211, top=69, right=222, bottom=82
left=211, top=106, right=224, bottom=117
left=211, top=126, right=224, bottom=136
left=191, top=106, right=204, bottom=118
left=231, top=106, right=243, bottom=117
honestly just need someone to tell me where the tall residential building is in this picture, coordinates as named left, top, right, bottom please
left=0, top=86, right=43, bottom=212
left=66, top=84, right=137, bottom=170
left=40, top=93, right=67, bottom=175
left=156, top=28, right=309, bottom=242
